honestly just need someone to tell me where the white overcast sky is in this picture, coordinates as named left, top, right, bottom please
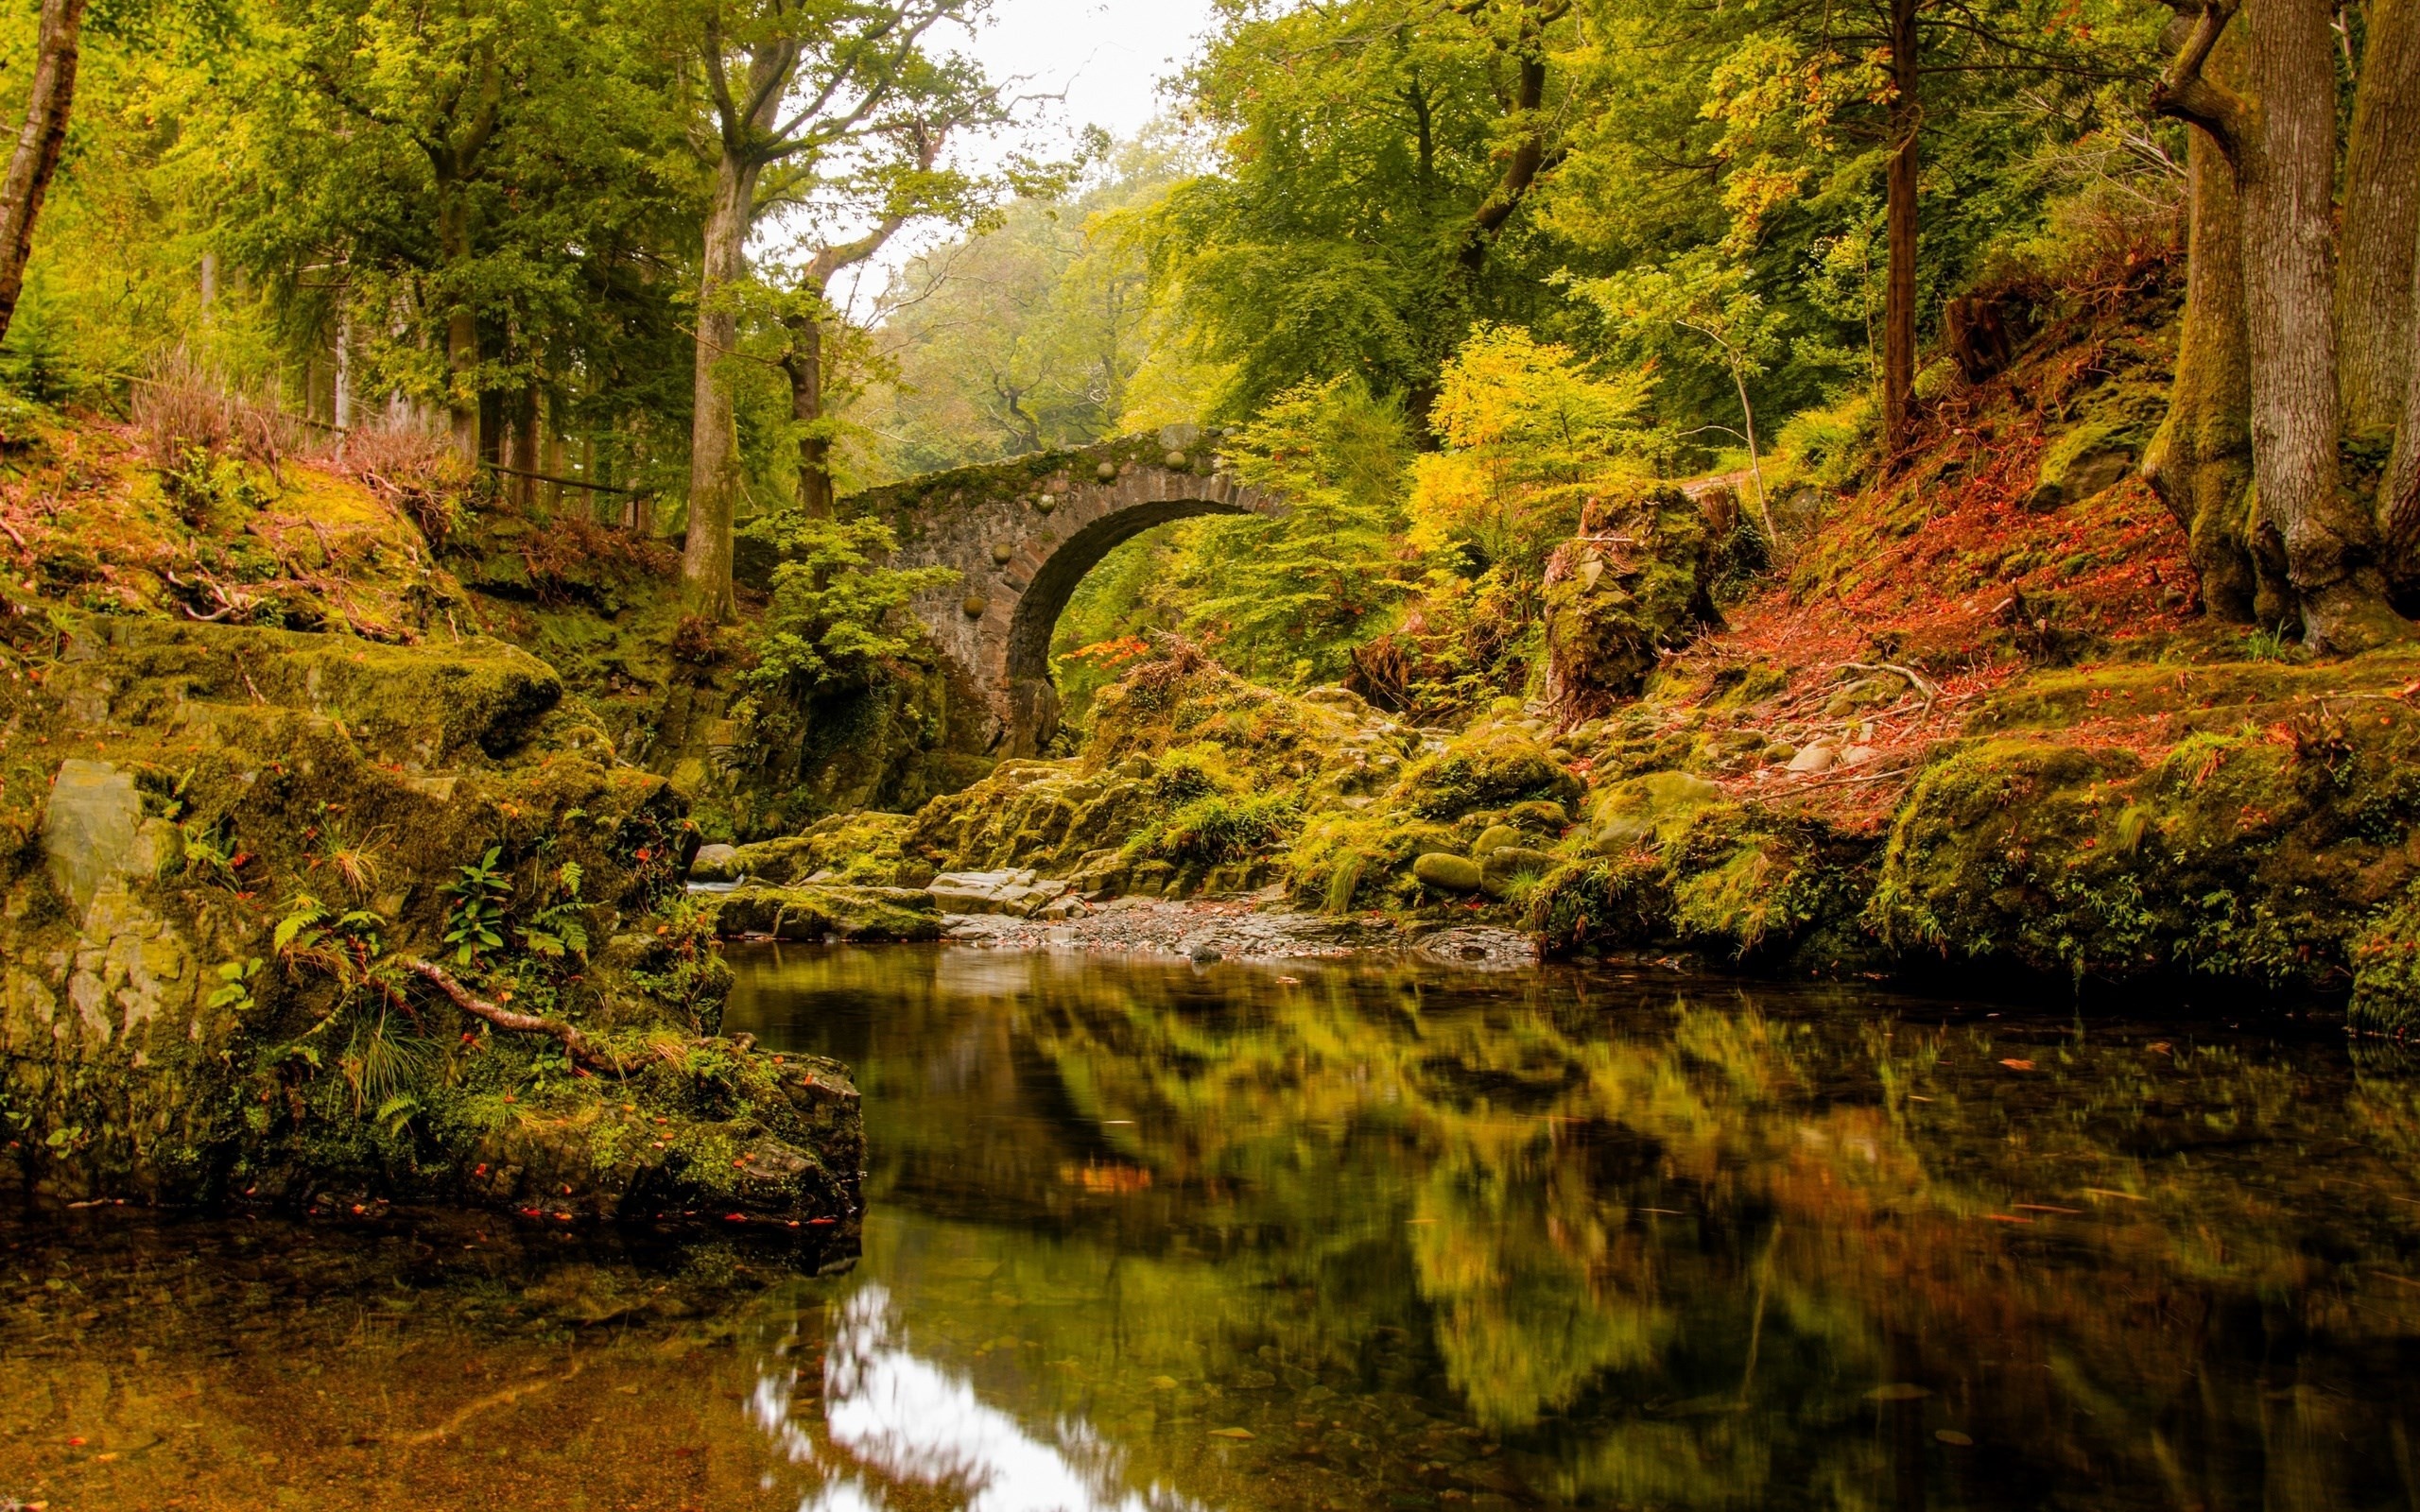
left=821, top=0, right=1224, bottom=320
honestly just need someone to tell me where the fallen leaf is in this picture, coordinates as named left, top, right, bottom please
left=2147, top=1041, right=2172, bottom=1054
left=1935, top=1430, right=1974, bottom=1447
left=2082, top=1188, right=2146, bottom=1201
left=2014, top=1203, right=2081, bottom=1214
left=1982, top=1213, right=2033, bottom=1225
left=1865, top=1383, right=1932, bottom=1401
left=1998, top=1058, right=2035, bottom=1071
left=1150, top=1376, right=1180, bottom=1391
left=1210, top=1427, right=1255, bottom=1440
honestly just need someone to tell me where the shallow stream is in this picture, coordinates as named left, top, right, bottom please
left=8, top=947, right=2420, bottom=1509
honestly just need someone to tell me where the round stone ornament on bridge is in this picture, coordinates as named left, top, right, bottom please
left=1165, top=450, right=1189, bottom=469
left=961, top=593, right=988, bottom=617
left=1034, top=493, right=1055, bottom=514
left=991, top=541, right=1015, bottom=565
left=1096, top=461, right=1117, bottom=480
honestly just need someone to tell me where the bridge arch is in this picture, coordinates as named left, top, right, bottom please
left=842, top=438, right=1283, bottom=757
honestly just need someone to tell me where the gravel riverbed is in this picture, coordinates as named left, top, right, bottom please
left=938, top=895, right=1538, bottom=968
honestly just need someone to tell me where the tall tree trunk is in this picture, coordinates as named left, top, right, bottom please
left=0, top=0, right=86, bottom=346
left=2338, top=0, right=2420, bottom=438
left=510, top=381, right=539, bottom=508
left=2145, top=18, right=2265, bottom=622
left=438, top=194, right=479, bottom=461
left=2381, top=233, right=2420, bottom=582
left=2240, top=0, right=2405, bottom=648
left=683, top=151, right=760, bottom=618
left=541, top=404, right=562, bottom=510
left=1882, top=0, right=1920, bottom=454
left=782, top=309, right=833, bottom=518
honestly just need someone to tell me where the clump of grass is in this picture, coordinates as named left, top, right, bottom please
left=1128, top=790, right=1303, bottom=868
left=130, top=348, right=298, bottom=473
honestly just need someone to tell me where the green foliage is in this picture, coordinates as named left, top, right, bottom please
left=206, top=956, right=265, bottom=1014
left=1177, top=377, right=1415, bottom=683
left=1128, top=791, right=1304, bottom=869
left=1412, top=325, right=1654, bottom=573
left=439, top=848, right=511, bottom=968
left=517, top=862, right=591, bottom=960
left=739, top=512, right=958, bottom=694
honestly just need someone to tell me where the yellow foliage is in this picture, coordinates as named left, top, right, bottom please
left=1409, top=325, right=1652, bottom=566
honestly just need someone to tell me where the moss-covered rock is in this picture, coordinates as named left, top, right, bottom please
left=1400, top=724, right=1584, bottom=822
left=2349, top=883, right=2420, bottom=1034
left=1869, top=708, right=2420, bottom=986
left=1590, top=771, right=1723, bottom=852
left=2028, top=421, right=2138, bottom=511
left=715, top=811, right=923, bottom=887
left=1540, top=482, right=1722, bottom=715
left=702, top=884, right=942, bottom=942
left=0, top=609, right=861, bottom=1235
left=1413, top=852, right=1484, bottom=893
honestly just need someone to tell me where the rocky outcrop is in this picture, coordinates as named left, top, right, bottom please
left=702, top=884, right=942, bottom=941
left=0, top=604, right=862, bottom=1234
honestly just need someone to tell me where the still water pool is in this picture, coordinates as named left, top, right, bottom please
left=8, top=946, right=2420, bottom=1510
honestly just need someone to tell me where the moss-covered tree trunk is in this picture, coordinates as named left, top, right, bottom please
left=2339, top=0, right=2420, bottom=439
left=683, top=152, right=762, bottom=620
left=2385, top=248, right=2420, bottom=580
left=0, top=0, right=84, bottom=347
left=782, top=310, right=834, bottom=519
left=2239, top=0, right=2407, bottom=650
left=2144, top=18, right=2263, bottom=623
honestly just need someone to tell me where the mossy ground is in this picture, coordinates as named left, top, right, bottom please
left=0, top=476, right=867, bottom=1228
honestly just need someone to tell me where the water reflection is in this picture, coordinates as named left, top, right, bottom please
left=723, top=947, right=2420, bottom=1511
left=9, top=949, right=2420, bottom=1511
left=782, top=1285, right=1199, bottom=1512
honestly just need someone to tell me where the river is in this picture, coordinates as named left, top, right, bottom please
left=6, top=945, right=2420, bottom=1509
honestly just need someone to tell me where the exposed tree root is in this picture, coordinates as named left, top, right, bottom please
left=401, top=957, right=628, bottom=1077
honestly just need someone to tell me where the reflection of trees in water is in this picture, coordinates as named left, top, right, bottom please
left=732, top=949, right=2420, bottom=1508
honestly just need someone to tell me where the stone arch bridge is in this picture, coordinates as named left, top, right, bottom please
left=835, top=431, right=1283, bottom=757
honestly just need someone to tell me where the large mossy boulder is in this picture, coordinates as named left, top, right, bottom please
left=1399, top=724, right=1585, bottom=822
left=1540, top=482, right=1723, bottom=716
left=1869, top=716, right=2420, bottom=988
left=1527, top=796, right=1868, bottom=965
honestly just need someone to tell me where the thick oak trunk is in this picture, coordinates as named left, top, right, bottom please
left=1881, top=0, right=1920, bottom=454
left=2145, top=20, right=2266, bottom=622
left=2339, top=0, right=2420, bottom=438
left=0, top=0, right=86, bottom=346
left=2239, top=0, right=2403, bottom=648
left=683, top=152, right=760, bottom=619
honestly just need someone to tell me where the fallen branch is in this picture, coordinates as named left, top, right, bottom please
left=401, top=956, right=627, bottom=1077
left=1838, top=660, right=1944, bottom=702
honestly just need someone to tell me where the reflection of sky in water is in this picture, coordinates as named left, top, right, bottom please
left=766, top=1286, right=1204, bottom=1512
